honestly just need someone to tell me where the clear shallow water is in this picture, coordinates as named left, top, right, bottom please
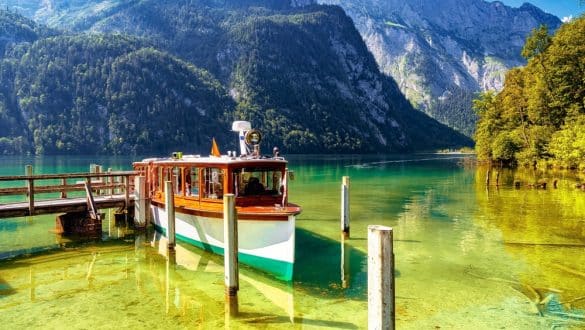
left=0, top=154, right=584, bottom=329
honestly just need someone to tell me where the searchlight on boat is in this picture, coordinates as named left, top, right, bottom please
left=232, top=120, right=262, bottom=157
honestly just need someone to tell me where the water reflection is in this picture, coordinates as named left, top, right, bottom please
left=474, top=166, right=585, bottom=325
left=2, top=155, right=585, bottom=328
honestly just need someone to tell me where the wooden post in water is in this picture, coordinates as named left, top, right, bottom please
left=341, top=176, right=350, bottom=239
left=25, top=165, right=34, bottom=216
left=485, top=168, right=491, bottom=186
left=95, top=165, right=102, bottom=195
left=60, top=178, right=67, bottom=198
left=165, top=181, right=175, bottom=250
left=134, top=176, right=147, bottom=228
left=124, top=175, right=130, bottom=211
left=223, top=193, right=239, bottom=315
left=368, top=225, right=395, bottom=330
left=107, top=168, right=113, bottom=196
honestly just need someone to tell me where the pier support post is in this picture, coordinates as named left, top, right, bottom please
left=134, top=176, right=147, bottom=228
left=165, top=181, right=175, bottom=250
left=107, top=168, right=113, bottom=196
left=25, top=165, right=34, bottom=216
left=368, top=225, right=395, bottom=330
left=124, top=176, right=130, bottom=211
left=341, top=176, right=350, bottom=239
left=223, top=193, right=238, bottom=313
left=60, top=178, right=67, bottom=198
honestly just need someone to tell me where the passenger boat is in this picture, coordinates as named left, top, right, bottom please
left=133, top=121, right=301, bottom=281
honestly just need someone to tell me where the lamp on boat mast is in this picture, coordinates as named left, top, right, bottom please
left=232, top=121, right=262, bottom=157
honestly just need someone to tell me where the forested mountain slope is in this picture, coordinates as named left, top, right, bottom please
left=0, top=2, right=471, bottom=155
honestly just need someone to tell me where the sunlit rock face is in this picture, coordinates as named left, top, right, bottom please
left=317, top=0, right=561, bottom=136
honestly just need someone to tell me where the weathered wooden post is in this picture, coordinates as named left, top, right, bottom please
left=25, top=165, right=34, bottom=216
left=107, top=168, right=113, bottom=196
left=60, top=178, right=67, bottom=198
left=95, top=165, right=102, bottom=195
left=124, top=175, right=130, bottom=211
left=368, top=225, right=395, bottom=330
left=134, top=176, right=147, bottom=228
left=223, top=193, right=238, bottom=316
left=165, top=181, right=175, bottom=250
left=341, top=176, right=350, bottom=239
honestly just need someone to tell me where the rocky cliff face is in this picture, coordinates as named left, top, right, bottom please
left=317, top=0, right=561, bottom=136
left=0, top=4, right=471, bottom=155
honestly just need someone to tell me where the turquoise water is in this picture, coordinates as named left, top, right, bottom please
left=0, top=154, right=584, bottom=329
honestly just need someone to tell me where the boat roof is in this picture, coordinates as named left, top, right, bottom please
left=134, top=154, right=288, bottom=167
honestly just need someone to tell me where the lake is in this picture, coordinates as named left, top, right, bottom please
left=0, top=154, right=584, bottom=329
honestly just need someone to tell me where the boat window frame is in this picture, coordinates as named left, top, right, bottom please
left=201, top=167, right=225, bottom=201
left=232, top=165, right=285, bottom=197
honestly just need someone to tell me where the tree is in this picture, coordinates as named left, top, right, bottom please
left=521, top=25, right=552, bottom=60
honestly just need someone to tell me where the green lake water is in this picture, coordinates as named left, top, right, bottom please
left=0, top=154, right=584, bottom=329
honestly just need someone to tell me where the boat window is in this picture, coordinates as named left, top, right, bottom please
left=158, top=167, right=163, bottom=192
left=203, top=168, right=223, bottom=199
left=234, top=167, right=283, bottom=196
left=173, top=167, right=181, bottom=195
left=188, top=167, right=199, bottom=197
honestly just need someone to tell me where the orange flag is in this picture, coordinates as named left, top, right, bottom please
left=211, top=138, right=221, bottom=157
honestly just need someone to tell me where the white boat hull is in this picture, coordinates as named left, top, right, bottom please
left=150, top=204, right=295, bottom=280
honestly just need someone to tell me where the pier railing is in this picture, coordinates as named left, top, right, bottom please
left=0, top=170, right=137, bottom=218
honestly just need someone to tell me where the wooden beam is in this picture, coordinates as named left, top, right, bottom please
left=84, top=179, right=99, bottom=221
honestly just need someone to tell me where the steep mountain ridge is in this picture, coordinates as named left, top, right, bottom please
left=317, top=0, right=562, bottom=136
left=0, top=2, right=470, bottom=155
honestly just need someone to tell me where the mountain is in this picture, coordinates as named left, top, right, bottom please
left=0, top=32, right=235, bottom=155
left=316, top=0, right=562, bottom=136
left=0, top=2, right=470, bottom=155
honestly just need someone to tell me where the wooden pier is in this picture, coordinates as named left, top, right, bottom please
left=0, top=170, right=136, bottom=219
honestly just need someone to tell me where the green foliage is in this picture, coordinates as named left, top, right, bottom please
left=0, top=4, right=471, bottom=155
left=548, top=116, right=585, bottom=169
left=5, top=32, right=235, bottom=155
left=474, top=16, right=585, bottom=167
left=521, top=25, right=552, bottom=60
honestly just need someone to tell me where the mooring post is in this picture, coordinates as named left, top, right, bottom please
left=134, top=176, right=147, bottom=228
left=124, top=175, right=130, bottom=211
left=25, top=165, right=34, bottom=216
left=223, top=193, right=239, bottom=315
left=165, top=181, right=175, bottom=250
left=95, top=165, right=102, bottom=195
left=341, top=176, right=350, bottom=239
left=368, top=225, right=395, bottom=330
left=107, top=168, right=113, bottom=196
left=60, top=178, right=67, bottom=198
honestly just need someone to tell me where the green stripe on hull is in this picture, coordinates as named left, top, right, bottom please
left=154, top=225, right=293, bottom=281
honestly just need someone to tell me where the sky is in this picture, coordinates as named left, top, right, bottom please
left=496, top=0, right=585, bottom=21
